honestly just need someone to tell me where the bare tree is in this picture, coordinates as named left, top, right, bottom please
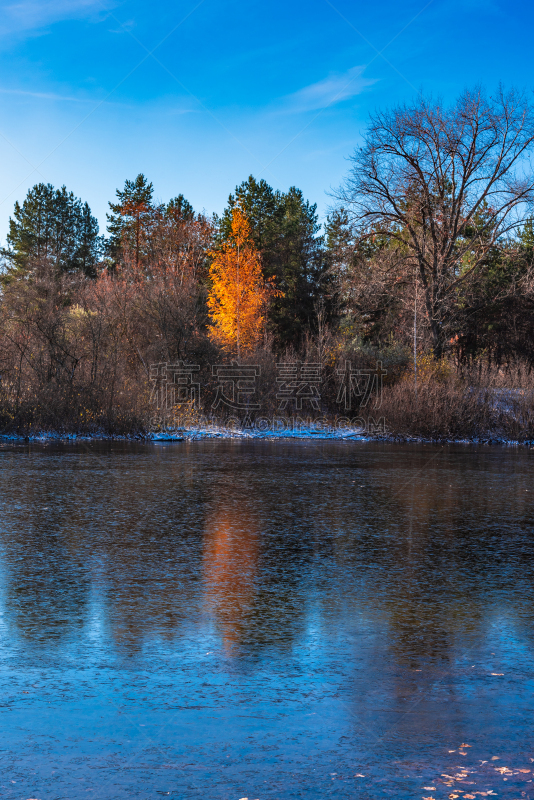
left=114, top=205, right=214, bottom=365
left=335, top=87, right=534, bottom=356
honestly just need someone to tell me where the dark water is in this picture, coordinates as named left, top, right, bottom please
left=0, top=439, right=533, bottom=800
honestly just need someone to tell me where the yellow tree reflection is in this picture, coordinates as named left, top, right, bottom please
left=203, top=496, right=259, bottom=653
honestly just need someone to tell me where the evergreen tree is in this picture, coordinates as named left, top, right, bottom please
left=77, top=201, right=101, bottom=278
left=453, top=219, right=534, bottom=362
left=219, top=176, right=280, bottom=257
left=272, top=187, right=334, bottom=346
left=166, top=194, right=195, bottom=222
left=519, top=218, right=534, bottom=254
left=106, top=174, right=154, bottom=269
left=3, top=182, right=102, bottom=280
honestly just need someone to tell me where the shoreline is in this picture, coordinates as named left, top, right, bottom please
left=1, top=426, right=533, bottom=448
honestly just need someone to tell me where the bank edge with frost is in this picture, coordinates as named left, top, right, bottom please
left=1, top=422, right=533, bottom=447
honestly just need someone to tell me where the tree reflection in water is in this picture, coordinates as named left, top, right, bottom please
left=203, top=494, right=260, bottom=653
left=0, top=440, right=532, bottom=800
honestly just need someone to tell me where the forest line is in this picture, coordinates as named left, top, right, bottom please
left=1, top=86, right=534, bottom=441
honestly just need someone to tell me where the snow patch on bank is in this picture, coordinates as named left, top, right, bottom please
left=150, top=424, right=370, bottom=442
left=1, top=423, right=532, bottom=447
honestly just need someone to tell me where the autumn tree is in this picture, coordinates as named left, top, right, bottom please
left=208, top=208, right=272, bottom=358
left=335, top=87, right=534, bottom=357
left=219, top=176, right=335, bottom=347
left=117, top=197, right=214, bottom=363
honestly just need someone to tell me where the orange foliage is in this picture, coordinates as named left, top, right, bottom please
left=203, top=496, right=259, bottom=652
left=207, top=208, right=274, bottom=357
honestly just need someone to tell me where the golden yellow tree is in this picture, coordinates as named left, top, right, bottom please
left=208, top=208, right=271, bottom=358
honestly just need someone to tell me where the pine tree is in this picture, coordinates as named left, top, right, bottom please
left=166, top=194, right=195, bottom=222
left=272, top=187, right=333, bottom=346
left=106, top=174, right=154, bottom=269
left=218, top=176, right=280, bottom=257
left=3, top=183, right=102, bottom=280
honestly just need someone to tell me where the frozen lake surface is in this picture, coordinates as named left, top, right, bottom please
left=0, top=439, right=533, bottom=799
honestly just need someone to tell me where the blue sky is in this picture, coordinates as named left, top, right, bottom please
left=0, top=0, right=531, bottom=241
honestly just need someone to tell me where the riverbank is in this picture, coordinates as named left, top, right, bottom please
left=1, top=423, right=533, bottom=447
left=2, top=381, right=533, bottom=447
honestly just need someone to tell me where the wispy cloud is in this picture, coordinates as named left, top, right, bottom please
left=0, top=87, right=90, bottom=102
left=108, top=18, right=137, bottom=34
left=0, top=0, right=110, bottom=36
left=278, top=66, right=376, bottom=114
left=0, top=85, right=196, bottom=114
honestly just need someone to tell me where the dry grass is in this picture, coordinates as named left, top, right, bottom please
left=380, top=373, right=534, bottom=443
